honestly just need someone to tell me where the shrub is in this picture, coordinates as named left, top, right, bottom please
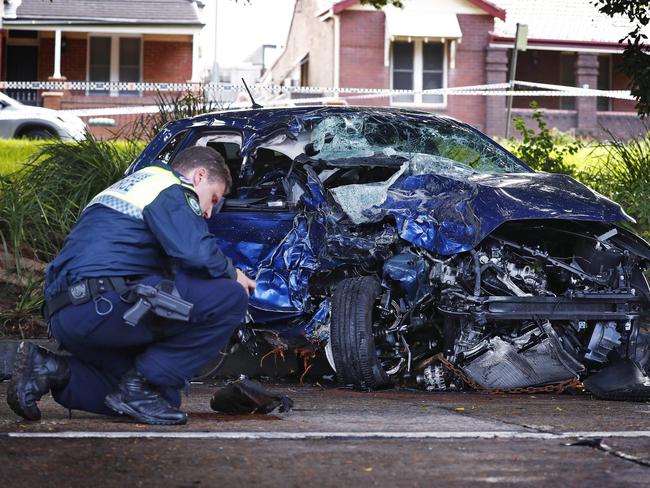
left=132, top=89, right=227, bottom=141
left=0, top=135, right=143, bottom=264
left=510, top=101, right=583, bottom=176
left=587, top=127, right=650, bottom=240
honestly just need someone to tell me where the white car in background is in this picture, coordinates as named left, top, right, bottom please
left=0, top=92, right=86, bottom=140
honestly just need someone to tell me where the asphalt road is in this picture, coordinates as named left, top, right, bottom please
left=1, top=381, right=650, bottom=487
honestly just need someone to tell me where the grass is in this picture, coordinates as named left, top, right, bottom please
left=0, top=139, right=46, bottom=175
left=0, top=138, right=145, bottom=177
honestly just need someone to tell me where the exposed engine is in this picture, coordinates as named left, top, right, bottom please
left=377, top=221, right=650, bottom=392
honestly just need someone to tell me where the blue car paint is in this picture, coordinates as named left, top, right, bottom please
left=383, top=254, right=431, bottom=302
left=128, top=106, right=636, bottom=348
left=366, top=171, right=631, bottom=256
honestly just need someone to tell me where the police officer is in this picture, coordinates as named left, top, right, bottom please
left=7, top=146, right=255, bottom=425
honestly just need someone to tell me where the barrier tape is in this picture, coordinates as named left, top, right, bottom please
left=0, top=80, right=634, bottom=119
left=0, top=80, right=634, bottom=98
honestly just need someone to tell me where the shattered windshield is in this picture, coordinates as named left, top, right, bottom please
left=307, top=112, right=528, bottom=176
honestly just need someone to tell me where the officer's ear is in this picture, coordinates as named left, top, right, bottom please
left=192, top=167, right=208, bottom=186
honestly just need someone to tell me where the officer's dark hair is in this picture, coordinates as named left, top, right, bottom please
left=171, top=146, right=232, bottom=192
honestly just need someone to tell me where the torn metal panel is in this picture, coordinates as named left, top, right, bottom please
left=327, top=224, right=397, bottom=264
left=383, top=253, right=431, bottom=302
left=304, top=299, right=331, bottom=344
left=251, top=212, right=326, bottom=313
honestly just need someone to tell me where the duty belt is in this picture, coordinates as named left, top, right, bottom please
left=43, top=276, right=137, bottom=320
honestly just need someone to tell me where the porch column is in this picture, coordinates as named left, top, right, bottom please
left=43, top=29, right=68, bottom=110
left=191, top=32, right=200, bottom=83
left=485, top=48, right=508, bottom=137
left=575, top=52, right=599, bottom=135
left=53, top=29, right=62, bottom=78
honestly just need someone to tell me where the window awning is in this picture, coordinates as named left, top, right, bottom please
left=383, top=9, right=462, bottom=67
left=384, top=9, right=463, bottom=40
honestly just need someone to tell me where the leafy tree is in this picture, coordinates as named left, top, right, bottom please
left=360, top=0, right=403, bottom=7
left=593, top=1, right=650, bottom=117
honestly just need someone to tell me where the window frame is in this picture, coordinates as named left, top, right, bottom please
left=390, top=38, right=448, bottom=109
left=86, top=33, right=143, bottom=97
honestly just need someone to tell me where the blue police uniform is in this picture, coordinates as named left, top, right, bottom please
left=45, top=163, right=248, bottom=415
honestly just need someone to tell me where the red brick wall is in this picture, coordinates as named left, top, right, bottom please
left=38, top=37, right=54, bottom=80
left=338, top=12, right=493, bottom=125
left=339, top=10, right=390, bottom=106
left=39, top=37, right=192, bottom=83
left=611, top=54, right=636, bottom=112
left=444, top=14, right=493, bottom=129
left=39, top=36, right=87, bottom=80
left=143, top=41, right=192, bottom=83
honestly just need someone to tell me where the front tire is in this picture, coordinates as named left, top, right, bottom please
left=21, top=128, right=57, bottom=140
left=330, top=276, right=392, bottom=389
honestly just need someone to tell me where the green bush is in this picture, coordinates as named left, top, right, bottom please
left=586, top=127, right=650, bottom=240
left=510, top=101, right=583, bottom=176
left=0, top=136, right=143, bottom=265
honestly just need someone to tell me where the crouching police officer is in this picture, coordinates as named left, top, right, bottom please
left=7, top=146, right=255, bottom=425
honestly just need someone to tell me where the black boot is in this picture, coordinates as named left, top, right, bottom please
left=104, top=369, right=187, bottom=425
left=7, top=341, right=70, bottom=421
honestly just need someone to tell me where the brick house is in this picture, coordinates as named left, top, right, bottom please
left=1, top=0, right=204, bottom=135
left=268, top=0, right=645, bottom=138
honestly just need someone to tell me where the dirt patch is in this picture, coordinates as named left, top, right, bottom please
left=0, top=282, right=46, bottom=339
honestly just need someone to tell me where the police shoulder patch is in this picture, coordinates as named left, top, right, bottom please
left=185, top=192, right=202, bottom=216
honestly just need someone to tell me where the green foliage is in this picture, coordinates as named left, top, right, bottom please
left=361, top=0, right=403, bottom=7
left=510, top=102, right=583, bottom=175
left=0, top=136, right=143, bottom=264
left=133, top=90, right=227, bottom=141
left=586, top=126, right=650, bottom=240
left=593, top=0, right=650, bottom=117
left=0, top=275, right=46, bottom=339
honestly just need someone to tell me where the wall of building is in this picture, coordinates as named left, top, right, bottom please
left=267, top=0, right=335, bottom=88
left=514, top=50, right=566, bottom=110
left=442, top=13, right=492, bottom=130
left=35, top=33, right=192, bottom=83
left=143, top=39, right=193, bottom=83
left=34, top=32, right=192, bottom=138
left=339, top=9, right=388, bottom=105
left=38, top=34, right=87, bottom=81
left=611, top=54, right=636, bottom=112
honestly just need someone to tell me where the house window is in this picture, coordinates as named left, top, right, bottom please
left=392, top=40, right=446, bottom=106
left=88, top=36, right=142, bottom=96
left=598, top=54, right=612, bottom=111
left=300, top=57, right=309, bottom=87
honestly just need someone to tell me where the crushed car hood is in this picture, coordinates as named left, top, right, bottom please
left=353, top=171, right=632, bottom=256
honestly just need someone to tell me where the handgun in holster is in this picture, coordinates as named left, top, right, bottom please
left=122, top=281, right=193, bottom=327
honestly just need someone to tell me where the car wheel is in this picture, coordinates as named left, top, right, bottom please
left=21, top=128, right=56, bottom=140
left=330, top=275, right=393, bottom=389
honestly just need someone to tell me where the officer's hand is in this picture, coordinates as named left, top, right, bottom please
left=236, top=269, right=256, bottom=295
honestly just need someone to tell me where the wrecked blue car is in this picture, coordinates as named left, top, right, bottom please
left=130, top=106, right=650, bottom=400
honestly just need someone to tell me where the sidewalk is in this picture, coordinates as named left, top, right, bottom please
left=1, top=381, right=649, bottom=486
